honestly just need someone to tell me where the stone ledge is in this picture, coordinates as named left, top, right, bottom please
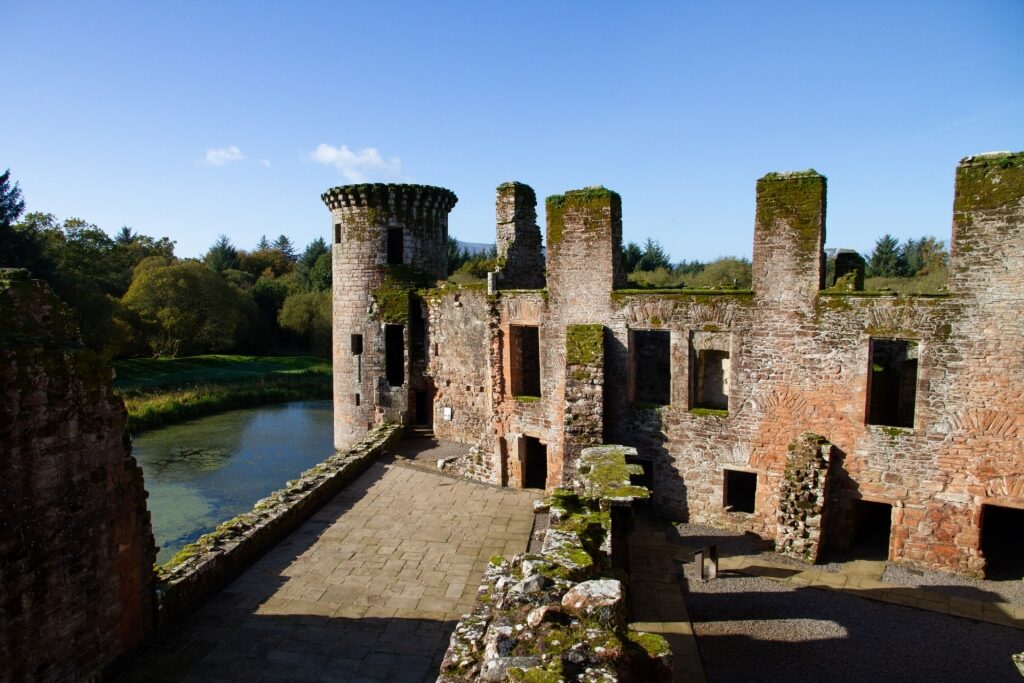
left=438, top=444, right=669, bottom=682
left=156, top=422, right=403, bottom=626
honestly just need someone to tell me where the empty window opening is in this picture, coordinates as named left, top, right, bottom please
left=695, top=349, right=730, bottom=410
left=630, top=330, right=671, bottom=405
left=627, top=456, right=654, bottom=493
left=334, top=223, right=342, bottom=244
left=849, top=500, right=892, bottom=560
left=723, top=470, right=756, bottom=513
left=981, top=504, right=1024, bottom=580
left=414, top=390, right=432, bottom=426
left=387, top=227, right=404, bottom=265
left=509, top=325, right=541, bottom=397
left=499, top=438, right=510, bottom=488
left=867, top=338, right=918, bottom=428
left=354, top=393, right=360, bottom=407
left=385, top=324, right=405, bottom=387
left=351, top=334, right=363, bottom=355
left=523, top=436, right=547, bottom=489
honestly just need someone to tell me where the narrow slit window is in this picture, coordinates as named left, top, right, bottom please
left=385, top=324, right=405, bottom=387
left=334, top=223, right=342, bottom=244
left=867, top=338, right=918, bottom=428
left=509, top=325, right=541, bottom=397
left=351, top=334, right=363, bottom=355
left=354, top=393, right=360, bottom=406
left=630, top=330, right=671, bottom=405
left=387, top=227, right=404, bottom=265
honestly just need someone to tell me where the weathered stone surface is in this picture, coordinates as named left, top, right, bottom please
left=0, top=270, right=155, bottom=682
left=331, top=153, right=1024, bottom=579
left=775, top=433, right=834, bottom=562
left=561, top=579, right=626, bottom=628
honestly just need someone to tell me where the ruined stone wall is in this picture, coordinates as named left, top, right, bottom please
left=0, top=270, right=155, bottom=681
left=776, top=434, right=834, bottom=562
left=495, top=182, right=545, bottom=289
left=427, top=288, right=494, bottom=460
left=370, top=152, right=1024, bottom=576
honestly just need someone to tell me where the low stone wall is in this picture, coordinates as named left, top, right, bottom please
left=157, top=422, right=402, bottom=626
left=438, top=445, right=672, bottom=682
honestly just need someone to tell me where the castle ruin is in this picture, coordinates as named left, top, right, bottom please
left=324, top=151, right=1024, bottom=578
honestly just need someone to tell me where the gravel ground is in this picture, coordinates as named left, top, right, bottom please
left=883, top=562, right=1024, bottom=606
left=684, top=566, right=1024, bottom=682
left=673, top=523, right=843, bottom=573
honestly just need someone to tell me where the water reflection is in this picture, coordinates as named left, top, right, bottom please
left=132, top=400, right=333, bottom=563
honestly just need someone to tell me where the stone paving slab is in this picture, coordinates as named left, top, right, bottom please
left=115, top=454, right=537, bottom=683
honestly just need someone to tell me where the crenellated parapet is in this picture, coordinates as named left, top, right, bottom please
left=321, top=183, right=457, bottom=212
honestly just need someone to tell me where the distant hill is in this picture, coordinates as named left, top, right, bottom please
left=457, top=240, right=495, bottom=255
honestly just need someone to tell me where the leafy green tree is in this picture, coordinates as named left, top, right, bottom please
left=622, top=242, right=643, bottom=272
left=687, top=257, right=752, bottom=289
left=1, top=174, right=54, bottom=277
left=675, top=259, right=706, bottom=276
left=867, top=234, right=905, bottom=278
left=297, top=237, right=330, bottom=290
left=637, top=238, right=671, bottom=272
left=123, top=260, right=250, bottom=356
left=204, top=234, right=240, bottom=273
left=278, top=290, right=331, bottom=356
left=308, top=252, right=332, bottom=292
left=901, top=236, right=947, bottom=276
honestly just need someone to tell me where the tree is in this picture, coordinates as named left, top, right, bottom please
left=637, top=238, right=671, bottom=272
left=867, top=234, right=905, bottom=278
left=278, top=290, right=331, bottom=356
left=687, top=257, right=752, bottom=289
left=446, top=236, right=469, bottom=275
left=622, top=242, right=642, bottom=272
left=297, top=237, right=330, bottom=290
left=123, top=260, right=250, bottom=356
left=0, top=169, right=26, bottom=226
left=901, top=236, right=947, bottom=276
left=256, top=234, right=271, bottom=251
left=204, top=234, right=239, bottom=273
left=308, top=252, right=332, bottom=292
left=273, top=234, right=296, bottom=261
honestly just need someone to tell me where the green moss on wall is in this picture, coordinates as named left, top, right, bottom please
left=954, top=151, right=1024, bottom=215
left=756, top=171, right=826, bottom=254
left=566, top=323, right=604, bottom=366
left=545, top=186, right=621, bottom=248
left=372, top=265, right=436, bottom=324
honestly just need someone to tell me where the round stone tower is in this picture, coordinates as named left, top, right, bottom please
left=322, top=183, right=458, bottom=449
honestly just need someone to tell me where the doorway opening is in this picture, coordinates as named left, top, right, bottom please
left=414, top=390, right=432, bottom=426
left=723, top=469, right=756, bottom=513
left=630, top=330, right=671, bottom=405
left=981, top=504, right=1024, bottom=579
left=385, top=324, right=405, bottom=387
left=523, top=436, right=547, bottom=489
left=850, top=500, right=892, bottom=560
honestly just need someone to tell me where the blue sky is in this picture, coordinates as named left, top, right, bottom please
left=2, top=1, right=1022, bottom=261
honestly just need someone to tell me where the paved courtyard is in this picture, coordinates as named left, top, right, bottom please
left=116, top=451, right=537, bottom=682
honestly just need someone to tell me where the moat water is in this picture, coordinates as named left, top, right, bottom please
left=132, top=400, right=333, bottom=563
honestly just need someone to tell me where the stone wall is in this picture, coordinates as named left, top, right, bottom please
left=0, top=269, right=156, bottom=682
left=495, top=182, right=545, bottom=289
left=334, top=152, right=1024, bottom=577
left=438, top=445, right=669, bottom=682
left=775, top=433, right=834, bottom=562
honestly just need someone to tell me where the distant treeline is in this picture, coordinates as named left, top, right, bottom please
left=1, top=169, right=331, bottom=358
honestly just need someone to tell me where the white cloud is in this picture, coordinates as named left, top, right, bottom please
left=310, top=144, right=401, bottom=182
left=259, top=159, right=271, bottom=168
left=203, top=145, right=245, bottom=166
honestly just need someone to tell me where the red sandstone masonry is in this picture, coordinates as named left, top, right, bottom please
left=330, top=153, right=1024, bottom=577
left=0, top=270, right=156, bottom=682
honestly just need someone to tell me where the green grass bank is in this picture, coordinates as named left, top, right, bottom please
left=113, top=355, right=332, bottom=432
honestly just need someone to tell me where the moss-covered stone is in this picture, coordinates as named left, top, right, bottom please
left=954, top=151, right=1024, bottom=214
left=756, top=171, right=826, bottom=254
left=565, top=323, right=603, bottom=366
left=545, top=186, right=621, bottom=248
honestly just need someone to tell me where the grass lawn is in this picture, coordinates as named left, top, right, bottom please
left=112, top=354, right=332, bottom=432
left=113, top=354, right=330, bottom=391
